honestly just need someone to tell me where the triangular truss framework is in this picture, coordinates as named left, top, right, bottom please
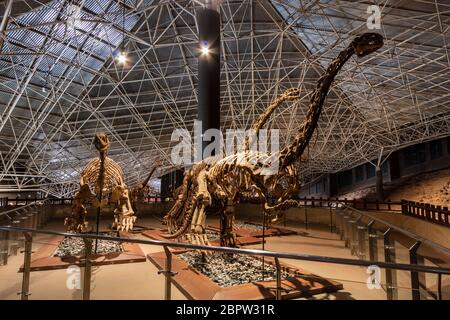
left=0, top=0, right=448, bottom=197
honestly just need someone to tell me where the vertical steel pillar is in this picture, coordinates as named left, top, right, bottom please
left=275, top=257, right=282, bottom=300
left=383, top=228, right=398, bottom=300
left=0, top=228, right=10, bottom=265
left=20, top=232, right=32, bottom=300
left=409, top=241, right=426, bottom=300
left=158, top=246, right=178, bottom=300
left=198, top=3, right=221, bottom=156
left=357, top=224, right=367, bottom=260
left=82, top=238, right=93, bottom=300
left=376, top=166, right=384, bottom=201
left=367, top=220, right=378, bottom=261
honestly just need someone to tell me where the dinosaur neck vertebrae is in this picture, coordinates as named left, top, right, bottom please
left=163, top=33, right=383, bottom=249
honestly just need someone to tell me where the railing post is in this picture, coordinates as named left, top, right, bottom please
left=329, top=205, right=333, bottom=233
left=357, top=224, right=367, bottom=260
left=443, top=207, right=449, bottom=226
left=349, top=219, right=358, bottom=256
left=82, top=238, right=93, bottom=300
left=367, top=220, right=378, bottom=261
left=19, top=232, right=32, bottom=300
left=409, top=241, right=426, bottom=300
left=275, top=257, right=282, bottom=300
left=304, top=206, right=308, bottom=230
left=0, top=227, right=10, bottom=265
left=424, top=203, right=430, bottom=220
left=158, top=246, right=178, bottom=300
left=383, top=228, right=398, bottom=300
left=334, top=209, right=341, bottom=238
left=343, top=214, right=351, bottom=248
left=438, top=274, right=442, bottom=300
left=9, top=220, right=21, bottom=256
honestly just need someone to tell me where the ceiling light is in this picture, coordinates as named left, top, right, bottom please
left=201, top=45, right=210, bottom=55
left=116, top=51, right=127, bottom=64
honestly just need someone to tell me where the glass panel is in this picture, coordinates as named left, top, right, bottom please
left=0, top=229, right=27, bottom=300
left=2, top=205, right=449, bottom=301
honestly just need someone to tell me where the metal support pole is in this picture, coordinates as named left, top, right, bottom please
left=198, top=6, right=220, bottom=156
left=0, top=0, right=12, bottom=51
left=0, top=228, right=10, bottom=265
left=82, top=238, right=93, bottom=300
left=336, top=210, right=344, bottom=239
left=19, top=232, right=32, bottom=300
left=275, top=257, right=282, bottom=300
left=304, top=206, right=308, bottom=230
left=367, top=220, right=378, bottom=261
left=357, top=225, right=367, bottom=260
left=329, top=206, right=333, bottom=232
left=438, top=274, right=442, bottom=300
left=343, top=215, right=351, bottom=248
left=409, top=241, right=426, bottom=300
left=9, top=220, right=20, bottom=256
left=158, top=246, right=178, bottom=300
left=349, top=219, right=358, bottom=256
left=383, top=228, right=398, bottom=300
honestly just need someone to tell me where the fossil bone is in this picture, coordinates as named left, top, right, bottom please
left=65, top=133, right=136, bottom=233
left=163, top=33, right=384, bottom=248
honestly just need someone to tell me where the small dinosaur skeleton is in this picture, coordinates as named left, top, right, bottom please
left=130, top=161, right=160, bottom=212
left=65, top=133, right=136, bottom=233
left=163, top=33, right=384, bottom=247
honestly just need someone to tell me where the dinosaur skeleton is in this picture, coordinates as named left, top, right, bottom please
left=64, top=133, right=136, bottom=233
left=130, top=161, right=160, bottom=213
left=163, top=33, right=384, bottom=247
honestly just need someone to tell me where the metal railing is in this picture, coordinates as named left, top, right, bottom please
left=0, top=196, right=166, bottom=207
left=1, top=224, right=449, bottom=301
left=8, top=196, right=448, bottom=228
left=401, top=200, right=450, bottom=227
left=0, top=200, right=50, bottom=267
left=334, top=203, right=450, bottom=300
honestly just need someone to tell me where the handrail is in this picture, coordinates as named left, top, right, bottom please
left=0, top=200, right=43, bottom=219
left=338, top=203, right=450, bottom=256
left=1, top=225, right=450, bottom=275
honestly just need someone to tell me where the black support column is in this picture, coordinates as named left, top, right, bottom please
left=198, top=5, right=221, bottom=155
left=376, top=166, right=384, bottom=201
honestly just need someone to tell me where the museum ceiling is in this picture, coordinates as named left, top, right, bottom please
left=0, top=0, right=449, bottom=196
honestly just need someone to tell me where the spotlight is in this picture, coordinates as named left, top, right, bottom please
left=201, top=45, right=210, bottom=55
left=116, top=51, right=127, bottom=64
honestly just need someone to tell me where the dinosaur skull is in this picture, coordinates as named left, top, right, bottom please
left=94, top=132, right=109, bottom=152
left=352, top=33, right=384, bottom=57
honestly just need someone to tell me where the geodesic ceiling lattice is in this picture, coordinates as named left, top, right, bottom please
left=0, top=0, right=449, bottom=197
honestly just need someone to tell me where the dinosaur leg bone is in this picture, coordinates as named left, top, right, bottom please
left=220, top=200, right=237, bottom=247
left=112, top=185, right=136, bottom=232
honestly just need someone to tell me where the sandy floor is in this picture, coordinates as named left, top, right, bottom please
left=386, top=168, right=450, bottom=206
left=0, top=215, right=431, bottom=300
left=340, top=168, right=450, bottom=206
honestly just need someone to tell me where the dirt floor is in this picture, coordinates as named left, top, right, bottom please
left=386, top=168, right=450, bottom=206
left=340, top=168, right=450, bottom=206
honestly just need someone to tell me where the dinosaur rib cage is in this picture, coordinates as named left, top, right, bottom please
left=81, top=157, right=125, bottom=193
